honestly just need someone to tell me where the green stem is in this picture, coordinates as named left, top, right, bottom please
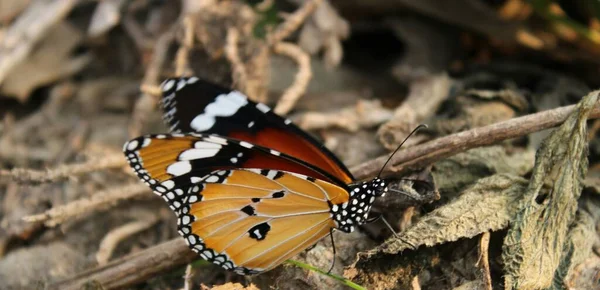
left=285, top=260, right=367, bottom=290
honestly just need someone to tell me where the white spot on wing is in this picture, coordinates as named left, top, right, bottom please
left=239, top=141, right=253, bottom=148
left=205, top=175, right=220, bottom=183
left=256, top=103, right=270, bottom=113
left=187, top=77, right=199, bottom=84
left=190, top=91, right=249, bottom=131
left=161, top=180, right=175, bottom=189
left=176, top=79, right=186, bottom=91
left=162, top=79, right=175, bottom=91
left=167, top=161, right=192, bottom=176
left=126, top=140, right=138, bottom=151
left=179, top=148, right=220, bottom=160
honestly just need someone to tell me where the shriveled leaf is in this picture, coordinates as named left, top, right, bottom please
left=377, top=174, right=526, bottom=255
left=1, top=22, right=90, bottom=101
left=502, top=91, right=598, bottom=290
left=550, top=201, right=597, bottom=289
left=433, top=145, right=535, bottom=196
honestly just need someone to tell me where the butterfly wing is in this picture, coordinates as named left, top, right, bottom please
left=123, top=134, right=350, bottom=274
left=124, top=133, right=349, bottom=192
left=177, top=168, right=347, bottom=274
left=160, top=77, right=354, bottom=184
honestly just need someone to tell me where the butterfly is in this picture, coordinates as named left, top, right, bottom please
left=123, top=76, right=403, bottom=275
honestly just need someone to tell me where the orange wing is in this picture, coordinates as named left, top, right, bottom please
left=177, top=169, right=349, bottom=274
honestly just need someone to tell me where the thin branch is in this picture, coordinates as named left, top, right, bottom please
left=128, top=24, right=178, bottom=138
left=175, top=16, right=194, bottom=76
left=477, top=232, right=493, bottom=290
left=351, top=92, right=600, bottom=180
left=268, top=0, right=323, bottom=46
left=96, top=217, right=160, bottom=265
left=224, top=27, right=248, bottom=93
left=49, top=239, right=195, bottom=290
left=49, top=95, right=600, bottom=289
left=23, top=183, right=149, bottom=227
left=0, top=153, right=126, bottom=184
left=273, top=42, right=312, bottom=115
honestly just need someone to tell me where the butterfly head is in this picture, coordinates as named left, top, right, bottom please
left=332, top=178, right=388, bottom=233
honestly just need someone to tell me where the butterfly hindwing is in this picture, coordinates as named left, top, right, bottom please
left=160, top=77, right=354, bottom=184
left=176, top=169, right=346, bottom=274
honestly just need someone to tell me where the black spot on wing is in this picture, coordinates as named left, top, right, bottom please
left=251, top=198, right=261, bottom=203
left=241, top=205, right=256, bottom=216
left=271, top=191, right=285, bottom=198
left=248, top=222, right=270, bottom=241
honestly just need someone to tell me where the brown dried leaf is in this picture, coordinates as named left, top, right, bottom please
left=377, top=174, right=527, bottom=255
left=432, top=146, right=535, bottom=196
left=0, top=0, right=78, bottom=85
left=1, top=22, right=90, bottom=101
left=501, top=91, right=598, bottom=290
left=555, top=198, right=598, bottom=289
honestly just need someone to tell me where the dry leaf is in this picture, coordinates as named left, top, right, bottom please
left=501, top=91, right=598, bottom=290
left=1, top=22, right=90, bottom=101
left=378, top=174, right=527, bottom=255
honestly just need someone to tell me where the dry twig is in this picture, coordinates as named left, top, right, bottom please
left=268, top=0, right=323, bottom=46
left=23, top=183, right=149, bottom=227
left=351, top=94, right=600, bottom=180
left=224, top=27, right=248, bottom=92
left=273, top=42, right=312, bottom=115
left=477, top=232, right=493, bottom=290
left=129, top=24, right=178, bottom=138
left=96, top=217, right=160, bottom=265
left=0, top=153, right=126, bottom=184
left=175, top=16, right=195, bottom=76
left=182, top=264, right=194, bottom=290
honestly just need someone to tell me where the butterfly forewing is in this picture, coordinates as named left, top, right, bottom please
left=160, top=77, right=354, bottom=184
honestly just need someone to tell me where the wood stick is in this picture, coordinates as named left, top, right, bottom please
left=351, top=95, right=600, bottom=180
left=49, top=239, right=194, bottom=290
left=50, top=96, right=600, bottom=289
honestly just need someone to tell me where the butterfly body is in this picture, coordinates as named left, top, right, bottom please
left=123, top=77, right=388, bottom=275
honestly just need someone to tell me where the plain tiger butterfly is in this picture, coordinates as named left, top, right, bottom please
left=123, top=76, right=420, bottom=275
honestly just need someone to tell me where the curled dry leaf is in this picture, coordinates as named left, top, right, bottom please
left=502, top=90, right=598, bottom=290
left=1, top=21, right=90, bottom=101
left=0, top=0, right=78, bottom=86
left=379, top=174, right=527, bottom=255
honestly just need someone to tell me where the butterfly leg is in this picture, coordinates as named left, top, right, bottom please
left=327, top=228, right=336, bottom=274
left=368, top=213, right=418, bottom=250
left=366, top=212, right=399, bottom=238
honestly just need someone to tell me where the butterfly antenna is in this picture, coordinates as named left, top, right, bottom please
left=377, top=124, right=428, bottom=178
